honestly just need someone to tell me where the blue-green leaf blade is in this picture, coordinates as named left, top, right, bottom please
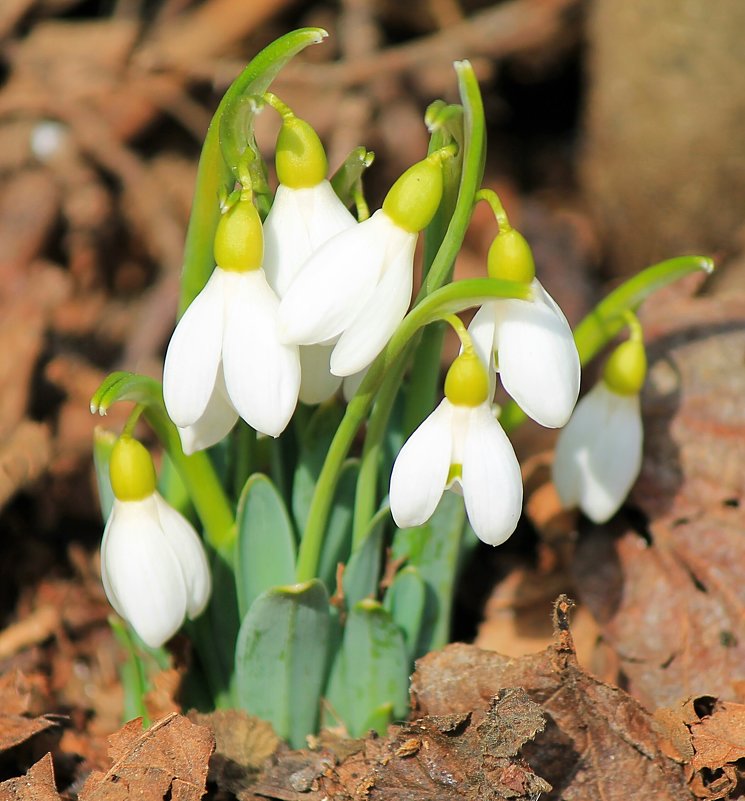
left=234, top=580, right=330, bottom=747
left=343, top=506, right=388, bottom=607
left=235, top=474, right=297, bottom=618
left=383, top=566, right=426, bottom=661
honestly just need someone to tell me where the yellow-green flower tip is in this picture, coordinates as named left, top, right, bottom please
left=444, top=351, right=490, bottom=407
left=603, top=339, right=647, bottom=396
left=382, top=156, right=443, bottom=233
left=276, top=117, right=328, bottom=189
left=110, top=436, right=157, bottom=502
left=487, top=228, right=535, bottom=283
left=214, top=198, right=263, bottom=272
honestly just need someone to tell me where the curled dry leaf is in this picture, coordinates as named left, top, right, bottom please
left=411, top=597, right=690, bottom=800
left=0, top=752, right=61, bottom=801
left=78, top=713, right=214, bottom=801
left=0, top=671, right=59, bottom=753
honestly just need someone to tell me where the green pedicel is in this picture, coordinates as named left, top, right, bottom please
left=214, top=198, right=264, bottom=272
left=110, top=436, right=157, bottom=502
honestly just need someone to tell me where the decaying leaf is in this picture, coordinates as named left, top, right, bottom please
left=0, top=752, right=61, bottom=801
left=411, top=597, right=690, bottom=800
left=78, top=713, right=214, bottom=801
left=249, top=689, right=549, bottom=801
left=0, top=672, right=59, bottom=752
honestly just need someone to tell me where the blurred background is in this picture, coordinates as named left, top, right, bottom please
left=1, top=0, right=744, bottom=756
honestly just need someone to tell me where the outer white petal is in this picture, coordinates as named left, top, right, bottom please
left=262, top=185, right=313, bottom=297
left=461, top=403, right=523, bottom=546
left=298, top=343, right=342, bottom=405
left=496, top=279, right=580, bottom=428
left=467, top=303, right=501, bottom=398
left=278, top=210, right=392, bottom=345
left=153, top=493, right=212, bottom=618
left=390, top=399, right=453, bottom=529
left=553, top=381, right=642, bottom=523
left=222, top=270, right=300, bottom=437
left=342, top=367, right=367, bottom=402
left=163, top=268, right=225, bottom=428
left=100, top=496, right=188, bottom=648
left=330, top=227, right=416, bottom=376
left=304, top=180, right=357, bottom=248
left=178, top=365, right=239, bottom=454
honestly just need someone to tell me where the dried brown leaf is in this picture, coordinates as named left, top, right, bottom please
left=690, top=701, right=745, bottom=772
left=0, top=422, right=52, bottom=511
left=411, top=598, right=690, bottom=800
left=0, top=753, right=61, bottom=801
left=78, top=713, right=214, bottom=801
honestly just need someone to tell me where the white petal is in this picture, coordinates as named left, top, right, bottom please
left=277, top=210, right=392, bottom=345
left=163, top=268, right=225, bottom=428
left=304, top=180, right=357, bottom=249
left=222, top=270, right=301, bottom=437
left=467, top=303, right=500, bottom=398
left=298, top=343, right=342, bottom=405
left=342, top=367, right=367, bottom=402
left=330, top=229, right=416, bottom=376
left=153, top=493, right=212, bottom=618
left=461, top=403, right=523, bottom=546
left=177, top=365, right=239, bottom=454
left=262, top=185, right=313, bottom=297
left=100, top=497, right=188, bottom=648
left=496, top=280, right=580, bottom=428
left=390, top=399, right=453, bottom=529
left=553, top=382, right=642, bottom=523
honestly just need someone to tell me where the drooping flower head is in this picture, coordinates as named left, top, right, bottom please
left=468, top=197, right=580, bottom=429
left=278, top=149, right=450, bottom=379
left=101, top=436, right=211, bottom=648
left=390, top=342, right=523, bottom=547
left=260, top=95, right=358, bottom=404
left=553, top=322, right=647, bottom=523
left=163, top=194, right=300, bottom=451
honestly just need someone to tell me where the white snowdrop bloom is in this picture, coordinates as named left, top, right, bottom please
left=468, top=279, right=580, bottom=428
left=553, top=335, right=646, bottom=523
left=101, top=437, right=211, bottom=648
left=278, top=153, right=448, bottom=378
left=389, top=350, right=523, bottom=547
left=163, top=199, right=300, bottom=451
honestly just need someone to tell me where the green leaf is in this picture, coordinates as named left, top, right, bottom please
left=325, top=599, right=410, bottom=736
left=235, top=580, right=330, bottom=747
left=179, top=28, right=328, bottom=314
left=292, top=400, right=345, bottom=532
left=383, top=566, right=426, bottom=661
left=343, top=506, right=388, bottom=607
left=92, top=427, right=116, bottom=521
left=235, top=474, right=297, bottom=618
left=330, top=147, right=375, bottom=207
left=391, top=492, right=466, bottom=657
left=316, top=459, right=358, bottom=594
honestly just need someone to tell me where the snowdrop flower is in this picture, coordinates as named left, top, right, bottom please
left=163, top=196, right=300, bottom=452
left=101, top=436, right=211, bottom=648
left=390, top=346, right=523, bottom=547
left=260, top=99, right=357, bottom=404
left=469, top=222, right=580, bottom=428
left=553, top=328, right=646, bottom=523
left=279, top=150, right=450, bottom=378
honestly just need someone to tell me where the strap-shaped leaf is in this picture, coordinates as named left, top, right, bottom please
left=343, top=506, right=388, bottom=607
left=325, top=599, right=409, bottom=736
left=179, top=28, right=327, bottom=314
left=391, top=492, right=465, bottom=657
left=234, top=580, right=330, bottom=747
left=383, top=565, right=426, bottom=661
left=235, top=474, right=297, bottom=618
left=316, top=459, right=358, bottom=594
